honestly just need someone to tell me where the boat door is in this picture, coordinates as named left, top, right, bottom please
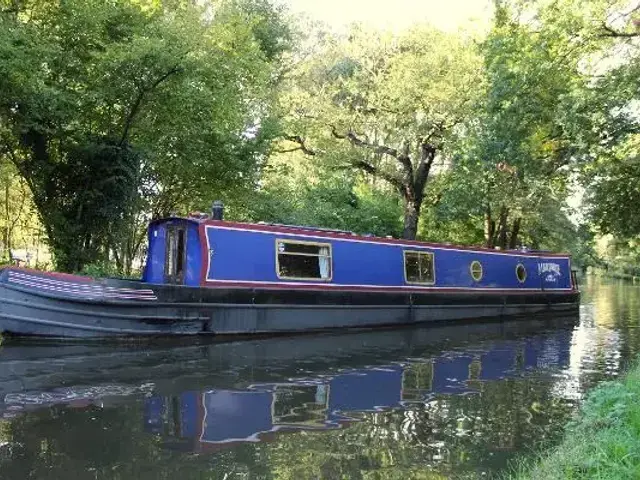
left=164, top=222, right=187, bottom=284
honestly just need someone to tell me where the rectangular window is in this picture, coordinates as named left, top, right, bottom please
left=404, top=250, right=435, bottom=285
left=276, top=240, right=332, bottom=281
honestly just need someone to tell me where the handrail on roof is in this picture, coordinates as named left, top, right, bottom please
left=256, top=221, right=359, bottom=236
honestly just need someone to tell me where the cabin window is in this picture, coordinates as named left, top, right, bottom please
left=516, top=263, right=527, bottom=283
left=470, top=260, right=483, bottom=282
left=404, top=250, right=435, bottom=285
left=276, top=240, right=332, bottom=281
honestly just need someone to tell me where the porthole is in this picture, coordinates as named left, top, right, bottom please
left=516, top=263, right=527, bottom=283
left=470, top=260, right=483, bottom=282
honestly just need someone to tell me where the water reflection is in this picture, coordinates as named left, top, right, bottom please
left=0, top=281, right=638, bottom=479
left=140, top=328, right=573, bottom=455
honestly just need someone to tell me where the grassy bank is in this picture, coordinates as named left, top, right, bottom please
left=506, top=360, right=640, bottom=479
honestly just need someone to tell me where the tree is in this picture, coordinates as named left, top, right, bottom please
left=0, top=158, right=39, bottom=260
left=457, top=0, right=638, bottom=249
left=587, top=137, right=640, bottom=238
left=238, top=152, right=404, bottom=237
left=0, top=0, right=289, bottom=272
left=278, top=26, right=483, bottom=239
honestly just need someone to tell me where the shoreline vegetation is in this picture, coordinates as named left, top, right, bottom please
left=1, top=1, right=639, bottom=277
left=506, top=359, right=640, bottom=480
left=588, top=268, right=640, bottom=283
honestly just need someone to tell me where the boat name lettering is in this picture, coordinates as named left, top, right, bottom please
left=538, top=262, right=561, bottom=282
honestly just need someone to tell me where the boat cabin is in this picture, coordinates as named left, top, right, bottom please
left=141, top=209, right=575, bottom=292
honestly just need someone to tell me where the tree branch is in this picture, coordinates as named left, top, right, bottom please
left=331, top=126, right=400, bottom=159
left=331, top=127, right=417, bottom=188
left=397, top=141, right=413, bottom=178
left=337, top=160, right=404, bottom=192
left=414, top=142, right=437, bottom=190
left=406, top=143, right=436, bottom=206
left=600, top=23, right=640, bottom=38
left=420, top=121, right=446, bottom=146
left=274, top=147, right=306, bottom=154
left=280, top=135, right=317, bottom=156
left=119, top=65, right=183, bottom=146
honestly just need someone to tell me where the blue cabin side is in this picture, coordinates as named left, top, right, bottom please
left=203, top=223, right=574, bottom=290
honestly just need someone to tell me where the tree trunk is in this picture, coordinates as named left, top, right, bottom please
left=113, top=245, right=123, bottom=273
left=509, top=217, right=521, bottom=249
left=495, top=206, right=509, bottom=249
left=484, top=204, right=494, bottom=248
left=330, top=130, right=437, bottom=241
left=4, top=183, right=8, bottom=250
left=403, top=198, right=421, bottom=240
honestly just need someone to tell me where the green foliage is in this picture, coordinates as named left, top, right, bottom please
left=589, top=235, right=640, bottom=278
left=78, top=260, right=125, bottom=279
left=497, top=0, right=640, bottom=248
left=417, top=164, right=596, bottom=267
left=419, top=0, right=640, bottom=253
left=278, top=25, right=483, bottom=238
left=0, top=0, right=288, bottom=272
left=482, top=0, right=613, bottom=170
left=237, top=156, right=403, bottom=237
left=0, top=157, right=42, bottom=258
left=220, top=0, right=294, bottom=62
left=453, top=1, right=585, bottom=248
left=35, top=138, right=139, bottom=273
left=587, top=136, right=640, bottom=239
left=0, top=0, right=637, bottom=272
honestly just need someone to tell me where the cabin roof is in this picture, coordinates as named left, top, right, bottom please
left=149, top=216, right=201, bottom=227
left=147, top=216, right=570, bottom=258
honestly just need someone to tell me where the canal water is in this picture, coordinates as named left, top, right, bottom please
left=0, top=278, right=637, bottom=479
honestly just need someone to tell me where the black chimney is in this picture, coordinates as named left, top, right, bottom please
left=211, top=200, right=224, bottom=220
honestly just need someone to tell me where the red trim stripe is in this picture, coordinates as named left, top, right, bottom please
left=202, top=220, right=571, bottom=258
left=202, top=279, right=575, bottom=294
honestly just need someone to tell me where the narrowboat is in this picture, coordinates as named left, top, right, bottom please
left=0, top=203, right=579, bottom=338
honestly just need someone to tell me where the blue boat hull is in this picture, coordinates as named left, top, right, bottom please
left=0, top=268, right=579, bottom=339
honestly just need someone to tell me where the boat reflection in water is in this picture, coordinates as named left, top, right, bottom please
left=144, top=325, right=573, bottom=452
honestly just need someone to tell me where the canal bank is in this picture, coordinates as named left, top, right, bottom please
left=509, top=358, right=640, bottom=479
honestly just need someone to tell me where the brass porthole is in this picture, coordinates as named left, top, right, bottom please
left=470, top=260, right=483, bottom=282
left=516, top=263, right=527, bottom=283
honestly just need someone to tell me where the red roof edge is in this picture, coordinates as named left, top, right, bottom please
left=199, top=219, right=572, bottom=258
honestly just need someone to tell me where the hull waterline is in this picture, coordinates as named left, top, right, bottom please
left=0, top=269, right=579, bottom=339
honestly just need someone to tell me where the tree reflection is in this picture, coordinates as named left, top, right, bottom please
left=0, top=329, right=586, bottom=479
